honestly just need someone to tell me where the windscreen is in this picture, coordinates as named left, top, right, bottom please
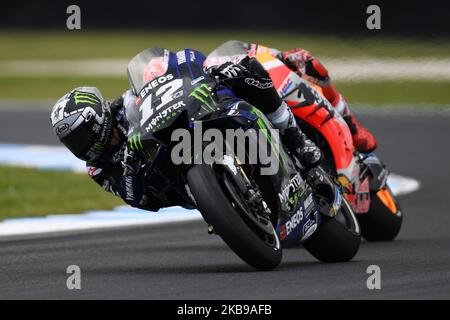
left=205, top=40, right=250, bottom=67
left=127, top=47, right=170, bottom=94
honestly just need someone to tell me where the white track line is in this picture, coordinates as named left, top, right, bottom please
left=2, top=57, right=450, bottom=81
left=322, top=57, right=450, bottom=81
left=0, top=144, right=419, bottom=237
left=0, top=207, right=202, bottom=237
left=0, top=143, right=85, bottom=173
left=387, top=173, right=420, bottom=196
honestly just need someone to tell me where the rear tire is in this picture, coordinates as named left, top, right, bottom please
left=303, top=197, right=361, bottom=262
left=187, top=164, right=282, bottom=270
left=358, top=186, right=402, bottom=241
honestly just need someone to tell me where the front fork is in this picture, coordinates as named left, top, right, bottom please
left=217, top=154, right=273, bottom=230
left=304, top=166, right=344, bottom=218
left=344, top=152, right=389, bottom=214
left=359, top=153, right=390, bottom=192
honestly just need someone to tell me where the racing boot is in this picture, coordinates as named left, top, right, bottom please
left=305, top=167, right=337, bottom=213
left=267, top=101, right=322, bottom=169
left=329, top=92, right=378, bottom=153
left=281, top=127, right=322, bottom=169
left=343, top=112, right=378, bottom=154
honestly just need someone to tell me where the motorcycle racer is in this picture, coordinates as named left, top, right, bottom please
left=278, top=47, right=378, bottom=153
left=50, top=49, right=323, bottom=212
left=207, top=42, right=378, bottom=153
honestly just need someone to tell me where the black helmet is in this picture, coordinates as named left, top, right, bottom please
left=50, top=87, right=113, bottom=162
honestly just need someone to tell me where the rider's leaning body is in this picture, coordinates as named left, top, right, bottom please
left=50, top=48, right=322, bottom=212
left=269, top=43, right=376, bottom=153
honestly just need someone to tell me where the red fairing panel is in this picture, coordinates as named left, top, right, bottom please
left=288, top=99, right=354, bottom=173
left=259, top=53, right=354, bottom=175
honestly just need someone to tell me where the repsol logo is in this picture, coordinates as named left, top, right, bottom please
left=280, top=78, right=293, bottom=96
left=140, top=74, right=175, bottom=98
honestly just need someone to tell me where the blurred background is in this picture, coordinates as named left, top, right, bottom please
left=2, top=0, right=450, bottom=103
left=0, top=0, right=449, bottom=219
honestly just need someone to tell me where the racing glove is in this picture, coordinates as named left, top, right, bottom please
left=280, top=49, right=349, bottom=117
left=120, top=140, right=145, bottom=208
left=280, top=49, right=377, bottom=153
left=279, top=48, right=331, bottom=87
left=209, top=57, right=281, bottom=113
left=206, top=60, right=250, bottom=81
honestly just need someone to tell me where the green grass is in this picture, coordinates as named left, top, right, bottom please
left=2, top=30, right=450, bottom=60
left=1, top=76, right=448, bottom=106
left=335, top=80, right=450, bottom=106
left=0, top=76, right=128, bottom=101
left=1, top=30, right=449, bottom=104
left=0, top=166, right=123, bottom=220
left=1, top=31, right=448, bottom=219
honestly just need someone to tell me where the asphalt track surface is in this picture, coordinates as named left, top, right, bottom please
left=0, top=103, right=449, bottom=299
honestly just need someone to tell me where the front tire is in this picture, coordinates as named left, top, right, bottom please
left=358, top=185, right=402, bottom=241
left=303, top=197, right=361, bottom=262
left=187, top=164, right=282, bottom=270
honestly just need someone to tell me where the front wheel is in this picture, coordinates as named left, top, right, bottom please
left=358, top=185, right=402, bottom=241
left=303, top=197, right=361, bottom=262
left=187, top=164, right=282, bottom=271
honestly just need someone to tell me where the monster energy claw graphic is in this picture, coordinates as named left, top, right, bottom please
left=128, top=133, right=153, bottom=159
left=73, top=91, right=101, bottom=105
left=252, top=107, right=284, bottom=169
left=189, top=84, right=216, bottom=112
left=128, top=133, right=142, bottom=151
left=93, top=142, right=105, bottom=152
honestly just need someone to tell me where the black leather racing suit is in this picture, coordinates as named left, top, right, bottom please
left=86, top=56, right=318, bottom=212
left=86, top=97, right=163, bottom=211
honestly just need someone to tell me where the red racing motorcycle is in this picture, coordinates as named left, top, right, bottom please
left=207, top=41, right=402, bottom=241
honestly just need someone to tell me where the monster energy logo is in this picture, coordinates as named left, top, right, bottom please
left=93, top=142, right=105, bottom=152
left=252, top=107, right=284, bottom=169
left=189, top=84, right=216, bottom=112
left=73, top=91, right=100, bottom=105
left=128, top=133, right=154, bottom=159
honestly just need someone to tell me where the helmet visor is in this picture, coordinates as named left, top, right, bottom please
left=60, top=125, right=97, bottom=161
